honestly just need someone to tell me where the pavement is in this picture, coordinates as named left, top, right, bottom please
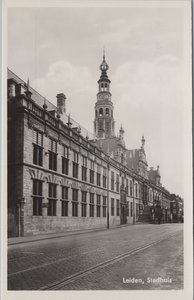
left=8, top=223, right=132, bottom=246
left=7, top=223, right=183, bottom=290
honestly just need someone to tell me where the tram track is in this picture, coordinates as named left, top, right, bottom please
left=39, top=232, right=178, bottom=290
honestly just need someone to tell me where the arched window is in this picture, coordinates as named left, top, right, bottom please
left=101, top=83, right=104, bottom=88
left=99, top=108, right=103, bottom=116
left=105, top=108, right=109, bottom=116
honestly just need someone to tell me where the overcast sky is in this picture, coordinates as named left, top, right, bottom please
left=7, top=5, right=191, bottom=197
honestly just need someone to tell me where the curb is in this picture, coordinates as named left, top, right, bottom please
left=8, top=223, right=133, bottom=246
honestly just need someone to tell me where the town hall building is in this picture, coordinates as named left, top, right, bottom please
left=7, top=53, right=182, bottom=237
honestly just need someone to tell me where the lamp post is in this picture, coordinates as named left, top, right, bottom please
left=133, top=177, right=136, bottom=225
left=107, top=158, right=110, bottom=229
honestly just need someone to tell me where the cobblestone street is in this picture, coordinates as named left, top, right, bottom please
left=8, top=223, right=183, bottom=290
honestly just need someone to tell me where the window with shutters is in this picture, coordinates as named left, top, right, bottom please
left=62, top=146, right=69, bottom=175
left=49, top=138, right=57, bottom=171
left=48, top=183, right=57, bottom=216
left=61, top=186, right=68, bottom=216
left=33, top=130, right=43, bottom=166
left=32, top=180, right=43, bottom=216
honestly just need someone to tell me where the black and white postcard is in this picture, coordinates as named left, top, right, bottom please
left=1, top=0, right=193, bottom=300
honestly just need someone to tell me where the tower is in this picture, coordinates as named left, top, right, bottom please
left=94, top=51, right=115, bottom=139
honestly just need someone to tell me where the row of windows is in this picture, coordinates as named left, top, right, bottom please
left=32, top=180, right=107, bottom=217
left=33, top=130, right=139, bottom=195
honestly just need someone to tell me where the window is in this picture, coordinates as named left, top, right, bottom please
left=135, top=183, right=138, bottom=197
left=111, top=171, right=115, bottom=191
left=61, top=186, right=68, bottom=216
left=130, top=202, right=133, bottom=217
left=103, top=167, right=107, bottom=188
left=96, top=195, right=101, bottom=217
left=116, top=174, right=119, bottom=192
left=72, top=151, right=79, bottom=178
left=48, top=183, right=57, bottom=216
left=90, top=160, right=95, bottom=184
left=81, top=191, right=87, bottom=217
left=130, top=180, right=133, bottom=196
left=49, top=138, right=57, bottom=171
left=122, top=176, right=124, bottom=186
left=111, top=198, right=114, bottom=216
left=32, top=180, right=43, bottom=216
left=105, top=108, right=109, bottom=116
left=33, top=130, right=43, bottom=166
left=82, top=156, right=87, bottom=181
left=72, top=189, right=78, bottom=217
left=126, top=179, right=129, bottom=195
left=103, top=196, right=107, bottom=217
left=116, top=199, right=120, bottom=216
left=126, top=201, right=129, bottom=216
left=62, top=146, right=69, bottom=175
left=96, top=164, right=101, bottom=186
left=99, top=108, right=103, bottom=116
left=89, top=193, right=94, bottom=217
left=136, top=203, right=139, bottom=219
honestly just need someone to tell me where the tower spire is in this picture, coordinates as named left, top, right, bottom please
left=94, top=51, right=115, bottom=139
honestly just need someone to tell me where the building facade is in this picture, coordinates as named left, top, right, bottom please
left=7, top=54, right=182, bottom=237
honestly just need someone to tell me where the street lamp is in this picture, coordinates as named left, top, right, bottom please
left=107, top=157, right=110, bottom=229
left=133, top=177, right=136, bottom=225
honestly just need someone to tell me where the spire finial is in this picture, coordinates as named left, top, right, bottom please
left=141, top=134, right=145, bottom=149
left=103, top=47, right=105, bottom=60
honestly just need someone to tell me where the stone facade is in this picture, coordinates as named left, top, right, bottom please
left=7, top=55, right=179, bottom=237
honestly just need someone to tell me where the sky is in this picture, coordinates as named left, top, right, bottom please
left=7, top=5, right=191, bottom=197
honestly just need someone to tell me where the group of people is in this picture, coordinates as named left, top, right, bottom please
left=151, top=204, right=172, bottom=224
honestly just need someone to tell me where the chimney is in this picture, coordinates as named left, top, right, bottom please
left=56, top=93, right=66, bottom=114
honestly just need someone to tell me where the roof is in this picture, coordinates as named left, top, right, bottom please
left=148, top=168, right=160, bottom=184
left=126, top=149, right=140, bottom=171
left=8, top=69, right=56, bottom=111
left=96, top=137, right=125, bottom=156
left=8, top=68, right=94, bottom=140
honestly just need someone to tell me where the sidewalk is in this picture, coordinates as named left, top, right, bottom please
left=8, top=223, right=133, bottom=246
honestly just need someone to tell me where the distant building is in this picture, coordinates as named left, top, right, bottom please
left=8, top=53, right=179, bottom=237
